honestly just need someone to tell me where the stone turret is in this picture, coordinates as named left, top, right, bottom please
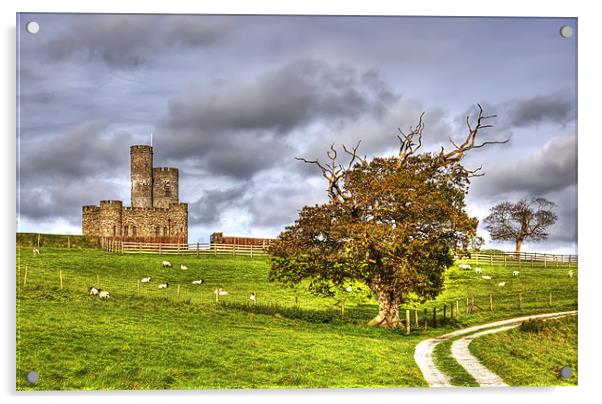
left=130, top=145, right=153, bottom=208
left=153, top=167, right=179, bottom=209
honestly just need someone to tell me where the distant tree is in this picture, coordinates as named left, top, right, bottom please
left=268, top=106, right=507, bottom=328
left=483, top=197, right=558, bottom=256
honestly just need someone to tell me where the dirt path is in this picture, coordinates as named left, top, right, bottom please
left=414, top=310, right=577, bottom=387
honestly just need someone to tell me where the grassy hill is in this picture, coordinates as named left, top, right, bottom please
left=16, top=244, right=578, bottom=390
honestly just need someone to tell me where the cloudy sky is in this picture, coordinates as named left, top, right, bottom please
left=16, top=13, right=577, bottom=253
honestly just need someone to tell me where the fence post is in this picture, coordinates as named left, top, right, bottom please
left=214, top=243, right=217, bottom=256
left=471, top=297, right=475, bottom=313
left=424, top=308, right=428, bottom=331
left=23, top=265, right=28, bottom=286
left=432, top=307, right=437, bottom=327
left=456, top=300, right=460, bottom=318
left=466, top=297, right=469, bottom=314
left=518, top=293, right=522, bottom=309
left=139, top=241, right=142, bottom=254
left=137, top=280, right=140, bottom=298
left=415, top=309, right=419, bottom=327
left=59, top=270, right=63, bottom=290
left=489, top=294, right=493, bottom=311
left=549, top=291, right=553, bottom=306
left=406, top=309, right=411, bottom=335
left=197, top=242, right=200, bottom=256
left=233, top=244, right=236, bottom=256
left=250, top=245, right=254, bottom=258
left=176, top=284, right=181, bottom=302
left=443, top=305, right=447, bottom=324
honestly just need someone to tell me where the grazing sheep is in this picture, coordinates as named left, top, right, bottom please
left=498, top=282, right=506, bottom=287
left=481, top=275, right=492, bottom=280
left=512, top=271, right=520, bottom=277
left=141, top=277, right=151, bottom=283
left=475, top=268, right=482, bottom=274
left=250, top=292, right=256, bottom=302
left=162, top=261, right=172, bottom=268
left=180, top=264, right=188, bottom=270
left=568, top=270, right=574, bottom=279
left=214, top=287, right=229, bottom=296
left=192, top=279, right=204, bottom=285
left=459, top=264, right=472, bottom=271
left=345, top=286, right=353, bottom=292
left=158, top=282, right=169, bottom=289
left=99, top=290, right=110, bottom=300
left=33, top=248, right=40, bottom=255
left=89, top=286, right=99, bottom=296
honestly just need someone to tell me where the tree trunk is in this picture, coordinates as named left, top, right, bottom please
left=515, top=238, right=523, bottom=258
left=368, top=281, right=400, bottom=328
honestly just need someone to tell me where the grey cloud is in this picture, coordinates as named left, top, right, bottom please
left=470, top=135, right=576, bottom=197
left=19, top=120, right=133, bottom=183
left=158, top=59, right=399, bottom=179
left=189, top=185, right=249, bottom=226
left=508, top=94, right=575, bottom=127
left=45, top=15, right=234, bottom=69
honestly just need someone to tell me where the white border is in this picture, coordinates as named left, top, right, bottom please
left=3, top=1, right=600, bottom=404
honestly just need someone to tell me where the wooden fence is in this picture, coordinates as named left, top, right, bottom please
left=455, top=250, right=578, bottom=268
left=100, top=238, right=268, bottom=257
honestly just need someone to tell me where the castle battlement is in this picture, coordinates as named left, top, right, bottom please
left=82, top=145, right=188, bottom=242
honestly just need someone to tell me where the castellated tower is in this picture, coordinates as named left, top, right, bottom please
left=130, top=145, right=154, bottom=208
left=82, top=144, right=188, bottom=242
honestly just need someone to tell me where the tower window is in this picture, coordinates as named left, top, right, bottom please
left=164, top=184, right=172, bottom=197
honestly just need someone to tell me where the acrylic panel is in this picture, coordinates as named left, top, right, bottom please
left=16, top=13, right=578, bottom=390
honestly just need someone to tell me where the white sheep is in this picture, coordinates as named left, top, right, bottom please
left=568, top=270, right=574, bottom=279
left=250, top=292, right=256, bottom=302
left=162, top=261, right=172, bottom=268
left=141, top=277, right=151, bottom=283
left=459, top=264, right=472, bottom=271
left=192, top=279, right=204, bottom=285
left=512, top=271, right=520, bottom=277
left=498, top=281, right=506, bottom=287
left=481, top=275, right=492, bottom=280
left=99, top=290, right=110, bottom=300
left=158, top=282, right=169, bottom=289
left=180, top=264, right=188, bottom=270
left=345, top=286, right=353, bottom=292
left=214, top=287, right=229, bottom=296
left=33, top=248, right=40, bottom=255
left=475, top=268, right=482, bottom=274
left=89, top=286, right=99, bottom=296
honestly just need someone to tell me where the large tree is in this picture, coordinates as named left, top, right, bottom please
left=483, top=197, right=558, bottom=255
left=268, top=106, right=507, bottom=328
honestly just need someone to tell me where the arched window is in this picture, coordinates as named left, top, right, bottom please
left=164, top=184, right=172, bottom=197
left=113, top=225, right=116, bottom=236
left=155, top=226, right=160, bottom=237
left=124, top=226, right=129, bottom=237
left=163, top=227, right=167, bottom=236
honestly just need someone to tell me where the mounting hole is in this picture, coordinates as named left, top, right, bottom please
left=25, top=21, right=40, bottom=34
left=26, top=370, right=39, bottom=383
left=559, top=25, right=573, bottom=38
left=559, top=366, right=573, bottom=378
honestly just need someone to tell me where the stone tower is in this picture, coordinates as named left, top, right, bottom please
left=153, top=167, right=179, bottom=209
left=130, top=145, right=153, bottom=208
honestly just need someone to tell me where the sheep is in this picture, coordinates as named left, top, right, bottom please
left=214, top=287, right=229, bottom=296
left=162, top=261, right=172, bottom=268
left=568, top=270, right=574, bottom=279
left=481, top=275, right=492, bottom=280
left=158, top=282, right=169, bottom=289
left=475, top=268, right=482, bottom=274
left=89, top=286, right=99, bottom=296
left=512, top=271, right=520, bottom=277
left=498, top=281, right=506, bottom=287
left=345, top=286, right=353, bottom=292
left=141, top=277, right=151, bottom=283
left=249, top=292, right=256, bottom=303
left=180, top=264, right=188, bottom=270
left=99, top=290, right=110, bottom=300
left=459, top=264, right=472, bottom=271
left=32, top=248, right=40, bottom=255
left=192, top=279, right=204, bottom=285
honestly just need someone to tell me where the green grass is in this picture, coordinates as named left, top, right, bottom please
left=469, top=315, right=578, bottom=386
left=16, top=244, right=578, bottom=390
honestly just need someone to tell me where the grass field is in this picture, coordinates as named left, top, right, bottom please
left=16, top=243, right=578, bottom=390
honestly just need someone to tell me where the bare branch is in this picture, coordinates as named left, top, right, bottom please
left=397, top=112, right=425, bottom=163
